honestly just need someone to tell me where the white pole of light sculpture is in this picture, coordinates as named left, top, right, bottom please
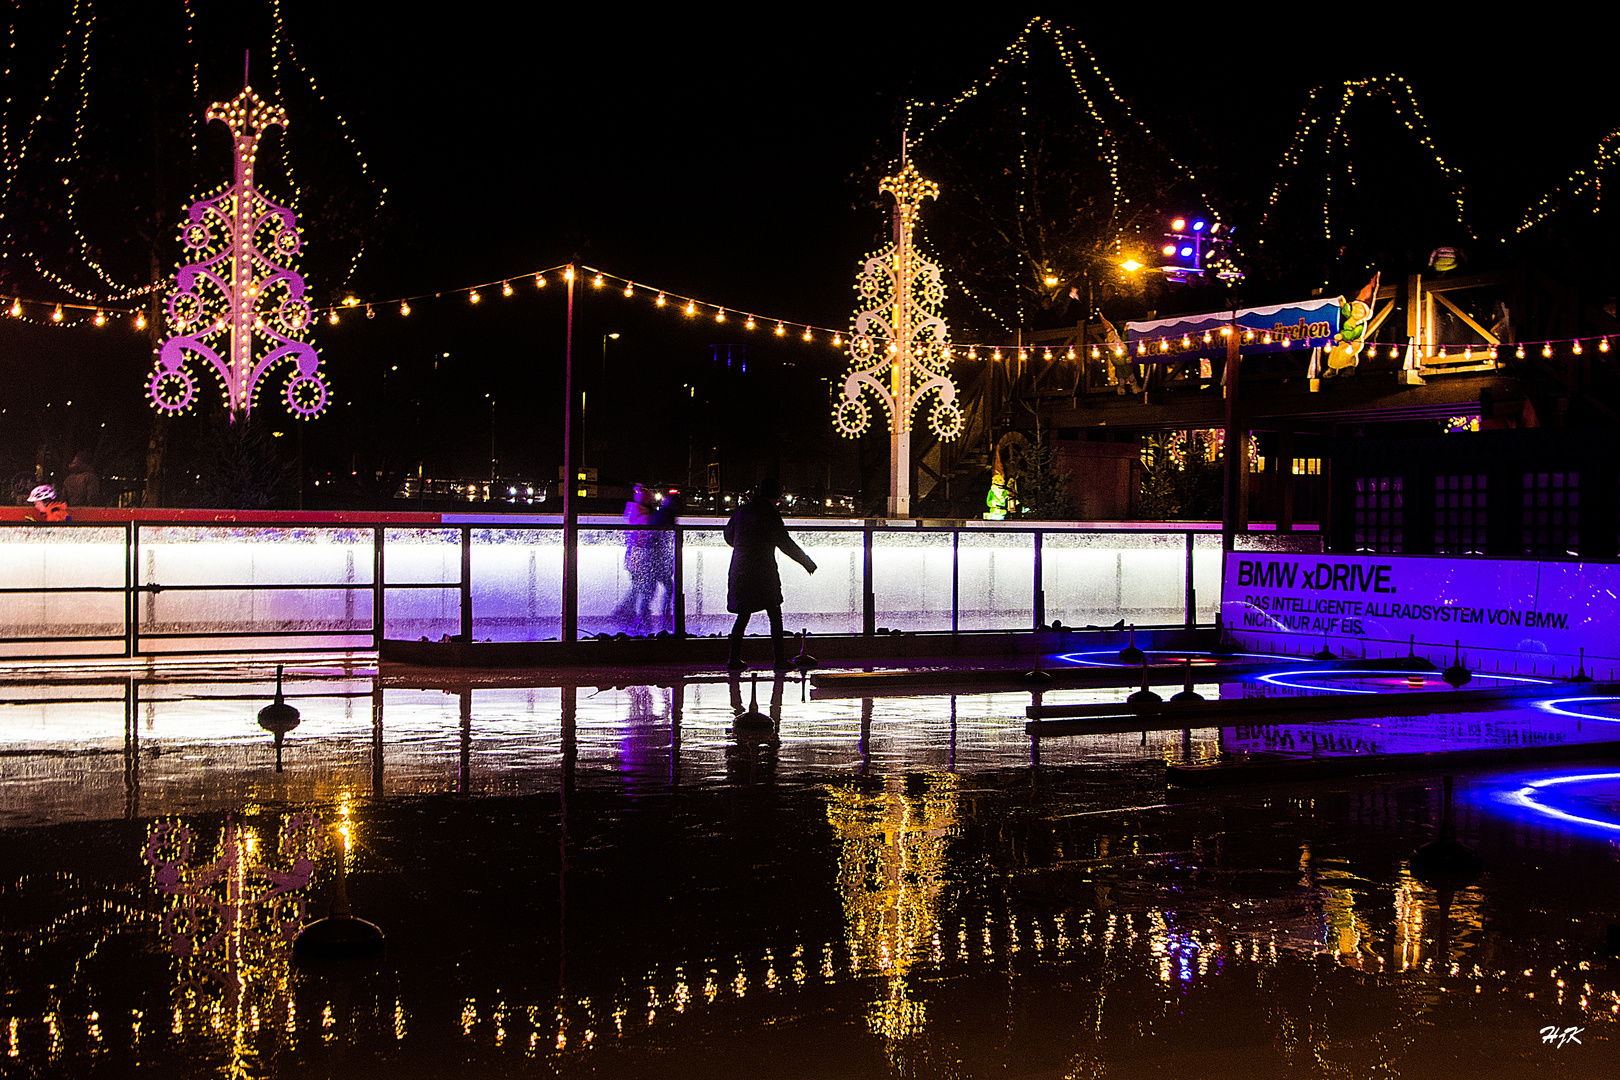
left=835, top=159, right=962, bottom=518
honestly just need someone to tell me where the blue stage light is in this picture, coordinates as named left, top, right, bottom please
left=1180, top=246, right=1194, bottom=258
left=1192, top=220, right=1206, bottom=232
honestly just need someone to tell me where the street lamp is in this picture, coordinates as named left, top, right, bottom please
left=584, top=332, right=620, bottom=473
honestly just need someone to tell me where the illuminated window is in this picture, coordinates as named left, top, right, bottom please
left=1291, top=457, right=1322, bottom=476
left=1248, top=455, right=1267, bottom=473
left=1434, top=473, right=1487, bottom=555
left=1522, top=471, right=1578, bottom=556
left=1353, top=474, right=1403, bottom=553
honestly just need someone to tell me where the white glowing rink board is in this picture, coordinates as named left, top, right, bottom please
left=1222, top=552, right=1620, bottom=676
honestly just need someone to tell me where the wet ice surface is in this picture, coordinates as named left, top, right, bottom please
left=2, top=655, right=1618, bottom=1077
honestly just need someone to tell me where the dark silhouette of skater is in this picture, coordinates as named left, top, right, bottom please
left=724, top=479, right=815, bottom=670
left=611, top=483, right=657, bottom=632
left=63, top=453, right=100, bottom=507
left=646, top=490, right=683, bottom=633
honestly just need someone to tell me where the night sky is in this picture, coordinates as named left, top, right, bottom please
left=0, top=7, right=1613, bottom=507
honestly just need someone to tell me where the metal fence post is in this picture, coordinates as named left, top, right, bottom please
left=1185, top=531, right=1196, bottom=629
left=1033, top=530, right=1045, bottom=630
left=373, top=525, right=386, bottom=649
left=673, top=525, right=686, bottom=638
left=862, top=525, right=875, bottom=636
left=951, top=529, right=960, bottom=634
left=125, top=521, right=137, bottom=658
left=460, top=526, right=473, bottom=642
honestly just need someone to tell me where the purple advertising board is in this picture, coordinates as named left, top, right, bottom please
left=1222, top=551, right=1620, bottom=678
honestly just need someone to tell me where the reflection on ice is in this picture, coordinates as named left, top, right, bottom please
left=2, top=656, right=1618, bottom=1073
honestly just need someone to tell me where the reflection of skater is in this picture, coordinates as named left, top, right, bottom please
left=611, top=484, right=656, bottom=632
left=726, top=671, right=784, bottom=786
left=724, top=479, right=816, bottom=671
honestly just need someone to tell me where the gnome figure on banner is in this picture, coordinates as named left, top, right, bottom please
left=985, top=444, right=1012, bottom=520
left=1313, top=273, right=1380, bottom=386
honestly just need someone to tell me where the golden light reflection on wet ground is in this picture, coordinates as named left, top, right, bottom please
left=0, top=657, right=1616, bottom=1076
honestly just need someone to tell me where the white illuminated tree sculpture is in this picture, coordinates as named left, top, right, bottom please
left=835, top=159, right=961, bottom=517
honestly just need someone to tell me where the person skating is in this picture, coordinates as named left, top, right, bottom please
left=723, top=479, right=815, bottom=671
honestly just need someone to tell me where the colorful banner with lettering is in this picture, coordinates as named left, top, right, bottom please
left=1126, top=297, right=1343, bottom=362
left=1222, top=552, right=1620, bottom=676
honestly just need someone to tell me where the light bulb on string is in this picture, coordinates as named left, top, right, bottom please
left=1181, top=335, right=1191, bottom=348
left=745, top=316, right=756, bottom=330
left=328, top=310, right=339, bottom=324
left=1543, top=343, right=1553, bottom=357
left=802, top=328, right=812, bottom=342
left=564, top=267, right=574, bottom=281
left=535, top=274, right=546, bottom=288
left=623, top=283, right=633, bottom=298
left=470, top=290, right=481, bottom=304
left=400, top=301, right=411, bottom=316
left=1091, top=346, right=1100, bottom=359
left=501, top=281, right=513, bottom=297
left=1464, top=345, right=1472, bottom=360
left=1516, top=344, right=1526, bottom=359
left=775, top=322, right=785, bottom=336
left=1043, top=347, right=1053, bottom=361
left=592, top=274, right=604, bottom=288
left=1066, top=347, right=1075, bottom=360
left=1018, top=348, right=1028, bottom=361
left=50, top=305, right=63, bottom=323
left=93, top=310, right=105, bottom=326
left=135, top=313, right=147, bottom=331
left=684, top=300, right=696, bottom=316
left=8, top=300, right=19, bottom=318
left=1488, top=345, right=1498, bottom=359
left=365, top=305, right=375, bottom=320
left=992, top=348, right=1002, bottom=360
left=716, top=308, right=726, bottom=323
left=1573, top=339, right=1584, bottom=355
left=1602, top=338, right=1611, bottom=353
left=656, top=293, right=666, bottom=307
left=833, top=332, right=842, bottom=347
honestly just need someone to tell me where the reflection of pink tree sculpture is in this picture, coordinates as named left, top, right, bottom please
left=148, top=84, right=328, bottom=419
left=143, top=813, right=323, bottom=1007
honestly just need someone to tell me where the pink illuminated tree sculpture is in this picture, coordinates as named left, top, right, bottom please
left=148, top=84, right=327, bottom=420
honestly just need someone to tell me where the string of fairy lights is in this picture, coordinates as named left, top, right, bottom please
left=3, top=253, right=1614, bottom=377
left=902, top=17, right=1231, bottom=323
left=268, top=0, right=383, bottom=292
left=0, top=0, right=382, bottom=312
left=1516, top=127, right=1619, bottom=233
left=1262, top=75, right=1471, bottom=243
